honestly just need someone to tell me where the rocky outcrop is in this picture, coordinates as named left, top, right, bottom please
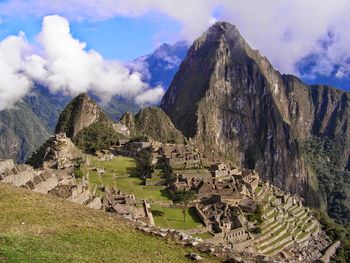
left=319, top=241, right=341, bottom=263
left=120, top=107, right=186, bottom=144
left=26, top=133, right=83, bottom=169
left=55, top=93, right=109, bottom=138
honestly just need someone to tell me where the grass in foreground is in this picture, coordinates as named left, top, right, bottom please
left=151, top=205, right=204, bottom=230
left=0, top=183, right=218, bottom=263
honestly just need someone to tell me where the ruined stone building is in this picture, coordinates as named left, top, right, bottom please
left=161, top=144, right=201, bottom=169
left=195, top=195, right=251, bottom=244
left=103, top=188, right=155, bottom=226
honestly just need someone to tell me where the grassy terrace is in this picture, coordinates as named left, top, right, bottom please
left=152, top=169, right=165, bottom=178
left=0, top=183, right=218, bottom=263
left=258, top=231, right=291, bottom=252
left=86, top=156, right=171, bottom=203
left=264, top=239, right=293, bottom=256
left=151, top=204, right=204, bottom=230
left=254, top=185, right=263, bottom=195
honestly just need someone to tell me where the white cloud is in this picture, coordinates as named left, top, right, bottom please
left=0, top=15, right=163, bottom=110
left=1, top=0, right=350, bottom=78
left=0, top=32, right=32, bottom=111
left=134, top=85, right=165, bottom=105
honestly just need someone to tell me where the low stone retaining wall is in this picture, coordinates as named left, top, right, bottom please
left=319, top=241, right=341, bottom=263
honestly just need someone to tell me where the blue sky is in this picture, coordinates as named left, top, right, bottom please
left=0, top=13, right=182, bottom=61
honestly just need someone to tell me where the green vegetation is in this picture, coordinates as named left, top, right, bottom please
left=91, top=156, right=139, bottom=177
left=115, top=177, right=170, bottom=202
left=314, top=210, right=350, bottom=262
left=74, top=166, right=83, bottom=179
left=86, top=156, right=170, bottom=202
left=73, top=122, right=125, bottom=153
left=250, top=227, right=262, bottom=234
left=255, top=186, right=262, bottom=195
left=0, top=101, right=51, bottom=163
left=302, top=136, right=350, bottom=225
left=121, top=107, right=186, bottom=144
left=0, top=183, right=217, bottom=263
left=174, top=191, right=196, bottom=222
left=151, top=204, right=203, bottom=230
left=247, top=204, right=263, bottom=224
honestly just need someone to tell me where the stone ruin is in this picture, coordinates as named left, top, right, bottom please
left=103, top=188, right=155, bottom=226
left=0, top=132, right=102, bottom=210
left=0, top=158, right=102, bottom=210
left=195, top=195, right=251, bottom=245
left=161, top=144, right=201, bottom=169
left=27, top=133, right=83, bottom=169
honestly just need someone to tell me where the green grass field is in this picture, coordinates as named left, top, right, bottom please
left=115, top=177, right=170, bottom=202
left=0, top=183, right=218, bottom=263
left=91, top=156, right=139, bottom=177
left=86, top=156, right=171, bottom=202
left=151, top=205, right=204, bottom=230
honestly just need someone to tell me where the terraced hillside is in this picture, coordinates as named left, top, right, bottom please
left=254, top=184, right=320, bottom=256
left=0, top=183, right=217, bottom=263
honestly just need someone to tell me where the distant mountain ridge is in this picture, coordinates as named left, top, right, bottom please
left=0, top=87, right=140, bottom=163
left=133, top=41, right=189, bottom=89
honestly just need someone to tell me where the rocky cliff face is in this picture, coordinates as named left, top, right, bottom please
left=161, top=22, right=350, bottom=206
left=55, top=93, right=109, bottom=138
left=120, top=107, right=185, bottom=144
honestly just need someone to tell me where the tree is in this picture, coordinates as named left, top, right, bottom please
left=174, top=190, right=195, bottom=222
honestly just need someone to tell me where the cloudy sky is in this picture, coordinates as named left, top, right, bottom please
left=0, top=0, right=350, bottom=110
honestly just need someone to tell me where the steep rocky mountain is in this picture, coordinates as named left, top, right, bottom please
left=54, top=93, right=128, bottom=153
left=0, top=102, right=50, bottom=163
left=133, top=41, right=189, bottom=89
left=120, top=107, right=186, bottom=144
left=161, top=22, right=350, bottom=223
left=55, top=93, right=110, bottom=138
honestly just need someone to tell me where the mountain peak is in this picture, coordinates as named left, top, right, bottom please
left=55, top=93, right=109, bottom=138
left=209, top=21, right=239, bottom=33
left=161, top=21, right=308, bottom=197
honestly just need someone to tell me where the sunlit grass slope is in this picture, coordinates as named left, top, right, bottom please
left=0, top=183, right=217, bottom=263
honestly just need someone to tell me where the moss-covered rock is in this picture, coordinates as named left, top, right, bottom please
left=120, top=107, right=185, bottom=144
